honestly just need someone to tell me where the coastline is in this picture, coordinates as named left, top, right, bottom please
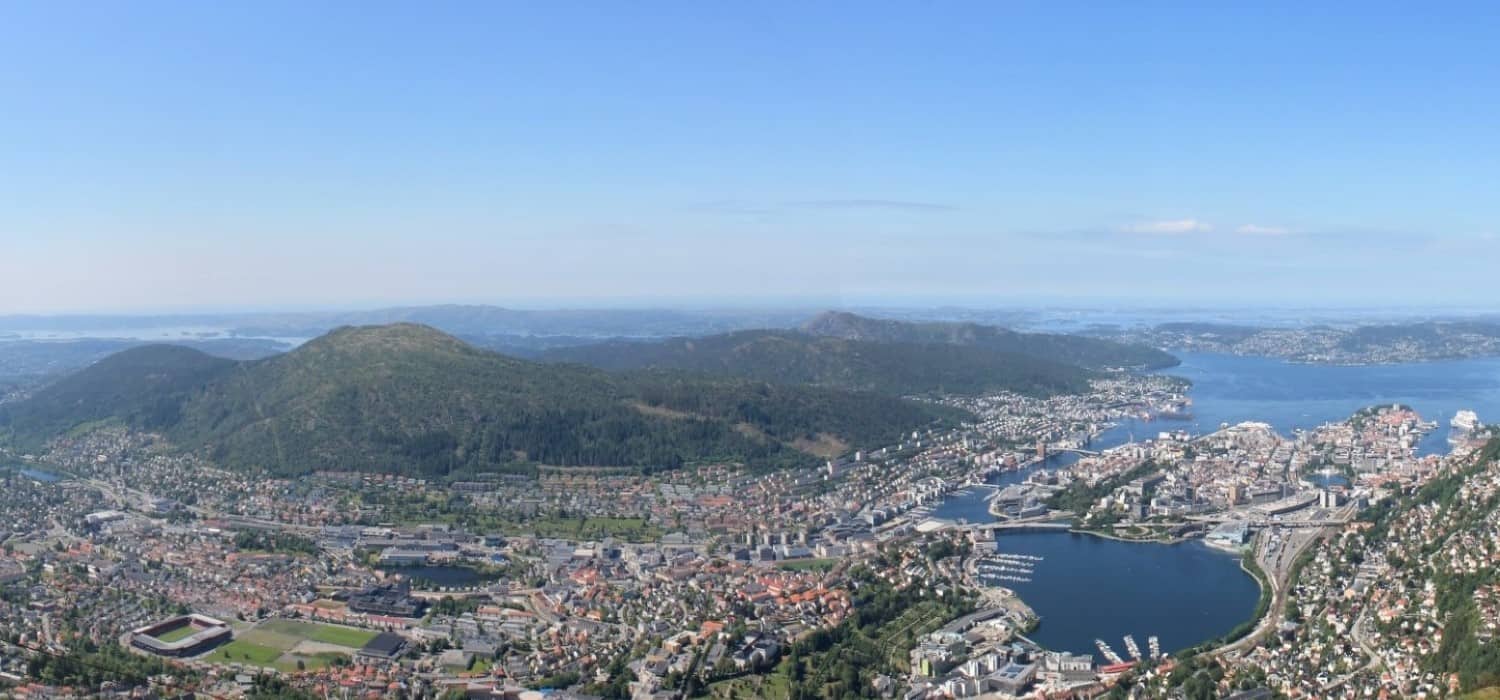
left=1220, top=549, right=1272, bottom=645
left=1065, top=526, right=1200, bottom=546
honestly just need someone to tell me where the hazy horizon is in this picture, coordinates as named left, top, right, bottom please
left=12, top=298, right=1500, bottom=319
left=4, top=298, right=1500, bottom=326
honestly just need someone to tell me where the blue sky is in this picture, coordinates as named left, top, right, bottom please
left=2, top=1, right=1498, bottom=313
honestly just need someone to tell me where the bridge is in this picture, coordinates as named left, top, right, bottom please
left=1049, top=447, right=1102, bottom=457
left=950, top=521, right=1074, bottom=533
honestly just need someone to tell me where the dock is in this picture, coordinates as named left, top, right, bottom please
left=1095, top=638, right=1124, bottom=665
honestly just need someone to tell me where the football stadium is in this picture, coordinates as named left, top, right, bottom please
left=128, top=614, right=233, bottom=658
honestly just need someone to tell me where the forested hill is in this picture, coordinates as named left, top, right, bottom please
left=800, top=311, right=1180, bottom=370
left=539, top=330, right=1095, bottom=397
left=0, top=324, right=959, bottom=476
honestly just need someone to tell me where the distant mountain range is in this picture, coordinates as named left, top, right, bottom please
left=0, top=324, right=958, bottom=476
left=800, top=311, right=1179, bottom=370
left=1098, top=320, right=1500, bottom=364
left=0, top=305, right=815, bottom=340
left=539, top=311, right=1177, bottom=396
left=0, top=338, right=288, bottom=389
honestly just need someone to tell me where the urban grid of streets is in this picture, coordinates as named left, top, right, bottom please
left=0, top=374, right=1497, bottom=699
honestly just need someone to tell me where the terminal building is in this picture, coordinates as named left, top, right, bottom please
left=1206, top=521, right=1252, bottom=548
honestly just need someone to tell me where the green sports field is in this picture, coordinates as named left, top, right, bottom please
left=203, top=639, right=283, bottom=666
left=150, top=624, right=201, bottom=643
left=198, top=619, right=379, bottom=671
left=258, top=619, right=379, bottom=648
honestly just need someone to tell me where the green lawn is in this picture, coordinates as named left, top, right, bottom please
left=203, top=640, right=284, bottom=667
left=275, top=651, right=349, bottom=673
left=259, top=619, right=378, bottom=648
left=709, top=669, right=791, bottom=699
left=236, top=627, right=301, bottom=651
left=152, top=625, right=201, bottom=643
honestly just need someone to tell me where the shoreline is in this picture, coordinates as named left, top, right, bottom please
left=1066, top=527, right=1198, bottom=546
left=1217, top=548, right=1273, bottom=648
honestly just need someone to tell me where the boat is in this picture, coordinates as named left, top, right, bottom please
left=1450, top=410, right=1481, bottom=443
left=1148, top=636, right=1161, bottom=659
left=979, top=573, right=1032, bottom=584
left=1123, top=635, right=1141, bottom=660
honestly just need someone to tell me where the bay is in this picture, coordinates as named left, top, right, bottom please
left=934, top=351, right=1500, bottom=657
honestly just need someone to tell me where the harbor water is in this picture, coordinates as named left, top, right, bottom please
left=939, top=351, right=1500, bottom=656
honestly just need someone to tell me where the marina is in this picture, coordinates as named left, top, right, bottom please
left=973, top=552, right=1042, bottom=585
left=1094, top=639, right=1122, bottom=665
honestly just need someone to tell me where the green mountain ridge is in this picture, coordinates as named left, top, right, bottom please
left=540, top=329, right=1095, bottom=396
left=800, top=311, right=1180, bottom=370
left=0, top=324, right=957, bottom=476
left=539, top=312, right=1177, bottom=396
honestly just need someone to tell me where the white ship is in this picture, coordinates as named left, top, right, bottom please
left=1451, top=410, right=1481, bottom=443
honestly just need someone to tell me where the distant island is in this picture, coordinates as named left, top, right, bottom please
left=1095, top=319, right=1500, bottom=365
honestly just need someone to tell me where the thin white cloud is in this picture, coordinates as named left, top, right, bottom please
left=1235, top=224, right=1293, bottom=236
left=1120, top=219, right=1213, bottom=235
left=785, top=199, right=957, bottom=212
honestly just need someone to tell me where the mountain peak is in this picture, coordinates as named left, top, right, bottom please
left=799, top=310, right=884, bottom=338
left=300, top=323, right=474, bottom=356
left=801, top=311, right=988, bottom=344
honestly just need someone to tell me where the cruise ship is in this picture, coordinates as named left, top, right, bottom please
left=1451, top=410, right=1482, bottom=443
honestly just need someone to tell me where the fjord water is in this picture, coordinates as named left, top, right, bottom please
left=943, top=352, right=1500, bottom=657
left=1166, top=352, right=1500, bottom=455
left=1002, top=534, right=1259, bottom=657
left=933, top=484, right=1259, bottom=657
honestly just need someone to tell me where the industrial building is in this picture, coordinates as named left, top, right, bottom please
left=346, top=582, right=427, bottom=618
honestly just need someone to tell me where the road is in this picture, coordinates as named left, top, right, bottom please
left=1213, top=520, right=1334, bottom=657
left=1321, top=610, right=1383, bottom=692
